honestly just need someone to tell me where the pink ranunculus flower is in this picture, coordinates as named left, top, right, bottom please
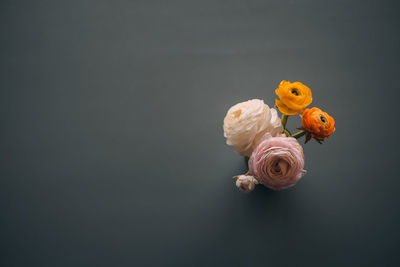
left=248, top=133, right=307, bottom=190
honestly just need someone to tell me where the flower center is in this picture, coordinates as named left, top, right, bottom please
left=274, top=160, right=281, bottom=172
left=291, top=89, right=299, bottom=96
left=232, top=109, right=242, bottom=118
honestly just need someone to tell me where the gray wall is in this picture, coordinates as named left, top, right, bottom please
left=1, top=0, right=399, bottom=266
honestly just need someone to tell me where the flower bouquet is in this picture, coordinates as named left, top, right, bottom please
left=223, top=81, right=335, bottom=192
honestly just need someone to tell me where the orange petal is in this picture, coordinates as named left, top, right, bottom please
left=275, top=99, right=300, bottom=115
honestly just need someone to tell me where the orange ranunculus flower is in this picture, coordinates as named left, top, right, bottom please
left=301, top=107, right=335, bottom=143
left=275, top=80, right=313, bottom=115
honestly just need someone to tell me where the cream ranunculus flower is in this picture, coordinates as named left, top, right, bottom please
left=223, top=99, right=283, bottom=156
left=233, top=174, right=259, bottom=193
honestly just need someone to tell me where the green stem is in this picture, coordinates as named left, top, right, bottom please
left=244, top=156, right=249, bottom=167
left=291, top=130, right=306, bottom=139
left=281, top=114, right=288, bottom=129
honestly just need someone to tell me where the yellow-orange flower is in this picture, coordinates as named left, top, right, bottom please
left=275, top=80, right=313, bottom=115
left=301, top=107, right=335, bottom=142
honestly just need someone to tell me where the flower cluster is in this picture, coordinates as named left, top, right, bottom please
left=223, top=81, right=336, bottom=192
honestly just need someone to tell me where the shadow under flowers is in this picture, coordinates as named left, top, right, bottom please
left=225, top=154, right=305, bottom=219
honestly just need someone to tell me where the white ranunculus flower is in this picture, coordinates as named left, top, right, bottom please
left=233, top=174, right=259, bottom=193
left=223, top=99, right=283, bottom=156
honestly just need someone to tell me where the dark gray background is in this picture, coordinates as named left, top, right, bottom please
left=1, top=0, right=399, bottom=266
